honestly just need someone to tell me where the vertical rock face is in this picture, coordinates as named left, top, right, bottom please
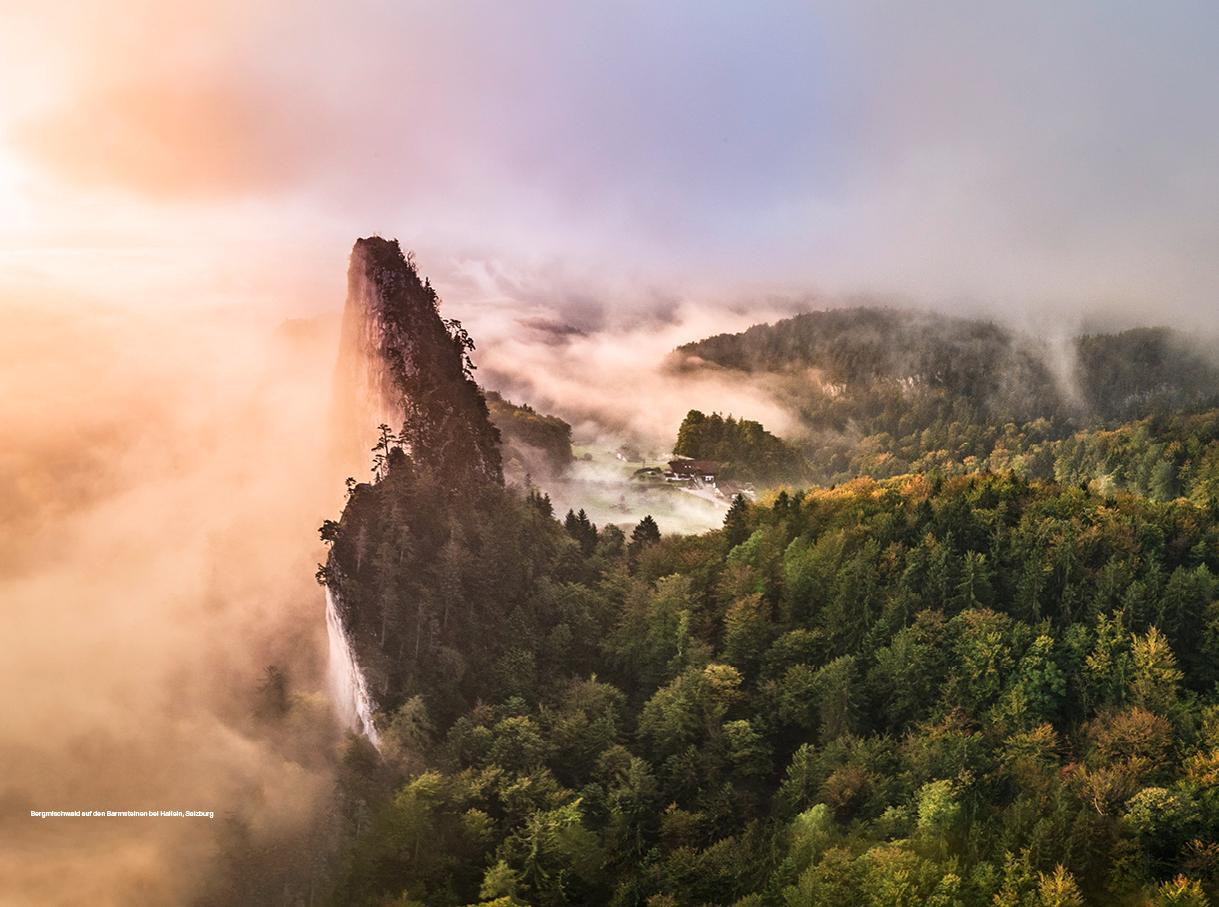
left=331, top=236, right=502, bottom=487
left=324, top=585, right=380, bottom=747
left=325, top=237, right=505, bottom=745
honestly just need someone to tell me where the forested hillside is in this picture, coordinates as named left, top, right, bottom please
left=321, top=461, right=1219, bottom=905
left=672, top=310, right=1219, bottom=495
left=678, top=310, right=1219, bottom=423
left=486, top=391, right=574, bottom=479
left=673, top=411, right=806, bottom=485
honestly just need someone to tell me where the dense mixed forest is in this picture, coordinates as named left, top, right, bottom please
left=317, top=457, right=1219, bottom=906
left=672, top=406, right=1219, bottom=507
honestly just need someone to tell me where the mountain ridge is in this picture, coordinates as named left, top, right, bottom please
left=676, top=307, right=1219, bottom=424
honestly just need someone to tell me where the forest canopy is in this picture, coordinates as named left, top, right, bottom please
left=318, top=456, right=1219, bottom=905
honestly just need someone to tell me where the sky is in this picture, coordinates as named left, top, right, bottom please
left=2, top=0, right=1218, bottom=326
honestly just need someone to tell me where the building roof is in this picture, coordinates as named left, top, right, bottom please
left=668, top=458, right=720, bottom=475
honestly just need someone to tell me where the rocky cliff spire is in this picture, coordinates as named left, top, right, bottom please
left=331, top=237, right=502, bottom=487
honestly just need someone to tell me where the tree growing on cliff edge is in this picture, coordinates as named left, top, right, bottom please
left=371, top=423, right=401, bottom=482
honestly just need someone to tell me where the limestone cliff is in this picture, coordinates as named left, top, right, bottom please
left=331, top=236, right=501, bottom=487
left=325, top=237, right=505, bottom=744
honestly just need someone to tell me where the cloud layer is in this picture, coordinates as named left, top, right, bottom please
left=4, top=2, right=1219, bottom=318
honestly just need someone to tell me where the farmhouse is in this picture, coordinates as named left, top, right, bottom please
left=666, top=458, right=720, bottom=484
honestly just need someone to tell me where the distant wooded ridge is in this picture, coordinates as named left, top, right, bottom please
left=669, top=308, right=1219, bottom=496
left=677, top=308, right=1219, bottom=423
